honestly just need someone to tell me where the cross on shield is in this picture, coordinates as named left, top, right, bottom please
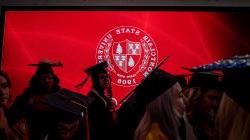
left=112, top=39, right=141, bottom=73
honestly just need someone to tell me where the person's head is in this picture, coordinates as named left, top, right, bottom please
left=187, top=54, right=250, bottom=139
left=201, top=89, right=222, bottom=115
left=0, top=71, right=11, bottom=106
left=29, top=61, right=60, bottom=93
left=42, top=89, right=92, bottom=140
left=92, top=72, right=110, bottom=90
left=135, top=69, right=186, bottom=116
left=187, top=72, right=223, bottom=116
left=134, top=69, right=185, bottom=140
left=187, top=88, right=222, bottom=116
left=29, top=72, right=59, bottom=93
left=85, top=61, right=110, bottom=91
left=186, top=54, right=250, bottom=113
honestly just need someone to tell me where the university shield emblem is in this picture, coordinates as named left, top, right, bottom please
left=96, top=26, right=158, bottom=87
left=112, top=39, right=141, bottom=73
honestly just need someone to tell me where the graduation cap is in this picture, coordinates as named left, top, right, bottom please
left=28, top=60, right=63, bottom=75
left=185, top=54, right=250, bottom=72
left=187, top=72, right=222, bottom=91
left=185, top=54, right=250, bottom=112
left=116, top=56, right=175, bottom=139
left=134, top=69, right=177, bottom=106
left=118, top=56, right=174, bottom=109
left=85, top=61, right=108, bottom=75
left=75, top=61, right=109, bottom=89
left=42, top=88, right=94, bottom=118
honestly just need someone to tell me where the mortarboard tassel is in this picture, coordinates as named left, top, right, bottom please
left=75, top=74, right=90, bottom=89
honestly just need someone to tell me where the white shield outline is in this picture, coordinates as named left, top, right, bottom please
left=112, top=39, right=142, bottom=73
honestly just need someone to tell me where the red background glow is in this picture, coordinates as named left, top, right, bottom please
left=2, top=11, right=250, bottom=103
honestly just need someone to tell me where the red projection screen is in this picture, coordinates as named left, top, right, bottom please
left=1, top=7, right=250, bottom=103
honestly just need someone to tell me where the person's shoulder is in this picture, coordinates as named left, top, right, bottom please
left=87, top=91, right=98, bottom=99
left=11, top=88, right=32, bottom=106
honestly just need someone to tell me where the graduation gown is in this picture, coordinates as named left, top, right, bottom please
left=87, top=89, right=114, bottom=140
